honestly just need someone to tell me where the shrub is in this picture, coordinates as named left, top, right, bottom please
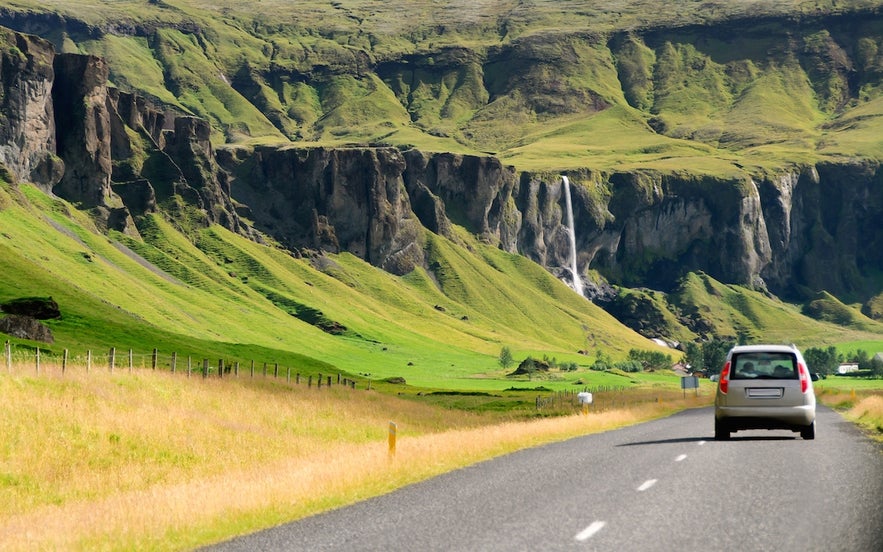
left=615, top=360, right=643, bottom=373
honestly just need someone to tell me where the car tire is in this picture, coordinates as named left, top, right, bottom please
left=800, top=421, right=815, bottom=440
left=714, top=420, right=730, bottom=440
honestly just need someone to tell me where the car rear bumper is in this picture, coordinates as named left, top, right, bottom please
left=715, top=404, right=815, bottom=429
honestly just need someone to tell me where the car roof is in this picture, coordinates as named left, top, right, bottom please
left=729, top=344, right=799, bottom=354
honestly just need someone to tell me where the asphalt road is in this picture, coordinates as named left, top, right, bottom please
left=205, top=406, right=883, bottom=552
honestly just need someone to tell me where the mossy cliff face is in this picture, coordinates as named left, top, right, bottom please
left=2, top=5, right=881, bottom=163
left=219, top=143, right=882, bottom=303
left=0, top=28, right=246, bottom=237
left=558, top=165, right=883, bottom=301
left=219, top=146, right=424, bottom=275
left=52, top=53, right=114, bottom=209
left=1, top=24, right=882, bottom=308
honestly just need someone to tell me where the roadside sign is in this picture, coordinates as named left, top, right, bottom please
left=681, top=376, right=699, bottom=398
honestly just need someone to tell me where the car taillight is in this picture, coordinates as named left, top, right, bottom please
left=719, top=361, right=730, bottom=394
left=798, top=362, right=809, bottom=393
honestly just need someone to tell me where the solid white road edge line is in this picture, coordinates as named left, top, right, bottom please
left=575, top=521, right=607, bottom=542
left=637, top=479, right=657, bottom=491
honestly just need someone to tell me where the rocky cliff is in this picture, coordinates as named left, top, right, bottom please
left=0, top=29, right=252, bottom=238
left=1, top=25, right=882, bottom=335
left=0, top=27, right=61, bottom=188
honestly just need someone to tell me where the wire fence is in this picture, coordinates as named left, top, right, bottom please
left=4, top=341, right=706, bottom=411
left=2, top=340, right=364, bottom=390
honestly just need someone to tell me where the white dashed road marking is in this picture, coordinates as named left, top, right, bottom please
left=637, top=479, right=657, bottom=492
left=575, top=521, right=606, bottom=542
left=577, top=444, right=697, bottom=543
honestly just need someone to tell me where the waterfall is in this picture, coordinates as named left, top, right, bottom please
left=562, top=175, right=583, bottom=296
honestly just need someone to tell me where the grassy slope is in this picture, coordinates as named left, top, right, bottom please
left=4, top=177, right=881, bottom=392
left=670, top=272, right=883, bottom=345
left=0, top=180, right=664, bottom=392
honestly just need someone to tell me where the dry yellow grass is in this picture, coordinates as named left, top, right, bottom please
left=845, top=394, right=883, bottom=438
left=816, top=389, right=883, bottom=442
left=0, top=363, right=708, bottom=550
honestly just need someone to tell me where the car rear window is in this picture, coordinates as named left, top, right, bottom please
left=731, top=352, right=798, bottom=380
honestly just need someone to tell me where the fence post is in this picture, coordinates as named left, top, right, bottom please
left=87, top=350, right=91, bottom=373
left=109, top=347, right=116, bottom=372
left=388, top=421, right=397, bottom=458
left=202, top=359, right=208, bottom=378
left=327, top=375, right=332, bottom=387
left=4, top=340, right=10, bottom=372
left=62, top=349, right=68, bottom=375
left=218, top=359, right=224, bottom=378
left=274, top=363, right=278, bottom=378
left=152, top=349, right=158, bottom=370
left=235, top=361, right=239, bottom=377
left=172, top=352, right=177, bottom=373
left=129, top=349, right=134, bottom=373
left=35, top=348, right=40, bottom=375
left=250, top=360, right=254, bottom=378
left=287, top=366, right=291, bottom=383
left=187, top=356, right=192, bottom=378
left=318, top=373, right=323, bottom=388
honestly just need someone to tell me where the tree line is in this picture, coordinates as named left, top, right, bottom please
left=683, top=337, right=883, bottom=378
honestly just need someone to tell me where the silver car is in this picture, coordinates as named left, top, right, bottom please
left=714, top=344, right=816, bottom=440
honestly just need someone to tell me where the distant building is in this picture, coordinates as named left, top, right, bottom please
left=837, top=363, right=859, bottom=374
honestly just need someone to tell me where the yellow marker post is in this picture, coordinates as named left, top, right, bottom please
left=388, top=421, right=397, bottom=457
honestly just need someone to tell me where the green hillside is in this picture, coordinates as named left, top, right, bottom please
left=0, top=178, right=668, bottom=391
left=3, top=175, right=881, bottom=393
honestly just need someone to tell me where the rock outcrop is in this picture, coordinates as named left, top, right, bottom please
left=0, top=296, right=60, bottom=343
left=0, top=28, right=62, bottom=187
left=0, top=27, right=251, bottom=240
left=1, top=296, right=61, bottom=319
left=0, top=315, right=54, bottom=343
